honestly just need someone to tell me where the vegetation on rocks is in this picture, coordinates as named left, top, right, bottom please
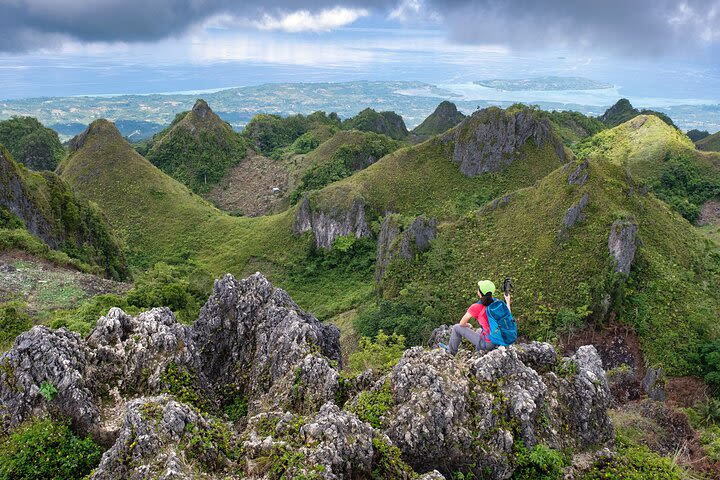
left=242, top=111, right=341, bottom=156
left=0, top=116, right=65, bottom=171
left=342, top=108, right=409, bottom=140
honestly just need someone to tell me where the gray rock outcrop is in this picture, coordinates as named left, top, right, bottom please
left=568, top=159, right=589, bottom=186
left=294, top=195, right=372, bottom=249
left=375, top=214, right=437, bottom=282
left=442, top=107, right=567, bottom=177
left=557, top=193, right=589, bottom=242
left=379, top=343, right=613, bottom=478
left=608, top=218, right=639, bottom=275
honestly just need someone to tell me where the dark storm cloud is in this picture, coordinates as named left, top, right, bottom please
left=425, top=0, right=720, bottom=55
left=1, top=0, right=718, bottom=54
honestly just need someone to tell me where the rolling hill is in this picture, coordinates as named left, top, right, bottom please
left=697, top=130, right=720, bottom=152
left=411, top=101, right=466, bottom=137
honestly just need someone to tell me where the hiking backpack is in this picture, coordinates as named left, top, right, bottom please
left=486, top=299, right=517, bottom=346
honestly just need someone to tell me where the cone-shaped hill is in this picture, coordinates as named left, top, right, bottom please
left=0, top=143, right=127, bottom=279
left=576, top=115, right=720, bottom=222
left=374, top=157, right=720, bottom=374
left=412, top=101, right=466, bottom=137
left=139, top=99, right=248, bottom=193
left=342, top=108, right=409, bottom=140
left=598, top=98, right=677, bottom=129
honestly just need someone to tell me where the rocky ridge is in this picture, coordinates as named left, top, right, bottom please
left=0, top=272, right=615, bottom=479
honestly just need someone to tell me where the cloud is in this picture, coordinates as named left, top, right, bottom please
left=253, top=7, right=369, bottom=32
left=426, top=0, right=720, bottom=56
left=1, top=0, right=719, bottom=56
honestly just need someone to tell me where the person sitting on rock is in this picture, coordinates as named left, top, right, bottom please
left=445, top=280, right=511, bottom=355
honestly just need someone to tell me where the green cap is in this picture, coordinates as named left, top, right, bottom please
left=477, top=280, right=496, bottom=295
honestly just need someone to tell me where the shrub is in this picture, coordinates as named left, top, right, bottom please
left=49, top=294, right=137, bottom=336
left=582, top=442, right=683, bottom=479
left=348, top=382, right=394, bottom=428
left=346, top=330, right=406, bottom=376
left=698, top=340, right=720, bottom=395
left=353, top=299, right=433, bottom=347
left=0, top=302, right=32, bottom=350
left=513, top=442, right=566, bottom=480
left=0, top=418, right=104, bottom=480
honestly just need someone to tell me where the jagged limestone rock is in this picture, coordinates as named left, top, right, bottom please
left=568, top=159, right=590, bottom=186
left=375, top=214, right=437, bottom=282
left=91, top=396, right=235, bottom=480
left=379, top=344, right=613, bottom=478
left=0, top=326, right=98, bottom=435
left=558, top=193, right=589, bottom=242
left=293, top=195, right=372, bottom=249
left=442, top=107, right=567, bottom=177
left=608, top=218, right=639, bottom=275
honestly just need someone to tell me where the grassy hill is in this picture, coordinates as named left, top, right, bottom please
left=0, top=116, right=65, bottom=171
left=342, top=108, right=408, bottom=140
left=1, top=144, right=127, bottom=279
left=412, top=101, right=466, bottom=137
left=373, top=157, right=720, bottom=375
left=576, top=115, right=720, bottom=222
left=242, top=111, right=341, bottom=157
left=697, top=131, right=720, bottom=152
left=138, top=99, right=248, bottom=193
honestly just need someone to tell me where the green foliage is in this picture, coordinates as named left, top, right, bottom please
left=698, top=341, right=720, bottom=395
left=243, top=111, right=340, bottom=156
left=353, top=299, right=433, bottom=347
left=0, top=207, right=24, bottom=229
left=598, top=99, right=677, bottom=129
left=348, top=382, right=394, bottom=428
left=686, top=398, right=720, bottom=428
left=1, top=145, right=128, bottom=280
left=290, top=132, right=401, bottom=203
left=513, top=441, right=566, bottom=480
left=543, top=109, right=607, bottom=146
left=370, top=436, right=416, bottom=480
left=699, top=425, right=720, bottom=461
left=223, top=396, right=248, bottom=422
left=581, top=443, right=683, bottom=480
left=346, top=330, right=406, bottom=376
left=49, top=294, right=137, bottom=336
left=39, top=381, right=58, bottom=401
left=687, top=129, right=710, bottom=143
left=159, top=362, right=206, bottom=410
left=697, top=131, right=720, bottom=152
left=648, top=152, right=720, bottom=222
left=0, top=418, right=104, bottom=480
left=0, top=302, right=32, bottom=350
left=342, top=108, right=408, bottom=140
left=0, top=228, right=93, bottom=273
left=0, top=116, right=65, bottom=170
left=127, top=261, right=210, bottom=324
left=412, top=101, right=466, bottom=137
left=144, top=109, right=248, bottom=193
left=183, top=419, right=236, bottom=471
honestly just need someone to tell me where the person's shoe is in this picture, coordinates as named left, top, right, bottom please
left=438, top=342, right=450, bottom=353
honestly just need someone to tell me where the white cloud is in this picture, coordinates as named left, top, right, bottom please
left=389, top=0, right=441, bottom=23
left=253, top=7, right=369, bottom=33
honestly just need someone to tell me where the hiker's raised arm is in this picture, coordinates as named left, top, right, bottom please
left=504, top=292, right=512, bottom=314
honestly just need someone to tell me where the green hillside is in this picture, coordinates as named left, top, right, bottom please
left=0, top=116, right=65, bottom=171
left=342, top=108, right=409, bottom=140
left=598, top=98, right=677, bottom=129
left=697, top=131, right=720, bottom=152
left=374, top=157, right=720, bottom=375
left=0, top=144, right=127, bottom=279
left=687, top=129, right=710, bottom=142
left=412, top=101, right=466, bottom=137
left=242, top=111, right=341, bottom=157
left=139, top=99, right=248, bottom=193
left=576, top=115, right=720, bottom=222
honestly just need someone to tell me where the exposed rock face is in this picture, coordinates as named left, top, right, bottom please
left=380, top=343, right=613, bottom=478
left=293, top=196, right=372, bottom=249
left=0, top=326, right=97, bottom=435
left=608, top=218, right=639, bottom=275
left=442, top=107, right=567, bottom=177
left=0, top=273, right=341, bottom=434
left=1, top=273, right=615, bottom=480
left=91, top=396, right=235, bottom=480
left=568, top=159, right=589, bottom=186
left=558, top=193, right=589, bottom=242
left=192, top=98, right=211, bottom=118
left=375, top=214, right=437, bottom=282
left=642, top=367, right=666, bottom=402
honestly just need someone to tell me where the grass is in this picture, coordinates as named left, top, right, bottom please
left=696, top=131, right=720, bottom=152
left=376, top=157, right=720, bottom=375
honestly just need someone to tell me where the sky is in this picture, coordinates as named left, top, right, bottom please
left=1, top=0, right=719, bottom=101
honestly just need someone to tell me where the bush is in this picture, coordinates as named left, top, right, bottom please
left=513, top=442, right=566, bottom=480
left=581, top=443, right=683, bottom=480
left=49, top=294, right=136, bottom=336
left=353, top=299, right=433, bottom=347
left=0, top=418, right=104, bottom=480
left=0, top=302, right=32, bottom=350
left=698, top=340, right=720, bottom=395
left=349, top=382, right=394, bottom=428
left=346, top=330, right=406, bottom=376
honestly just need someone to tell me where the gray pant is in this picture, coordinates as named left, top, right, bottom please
left=448, top=324, right=495, bottom=355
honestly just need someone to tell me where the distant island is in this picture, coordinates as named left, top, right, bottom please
left=475, top=76, right=613, bottom=91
